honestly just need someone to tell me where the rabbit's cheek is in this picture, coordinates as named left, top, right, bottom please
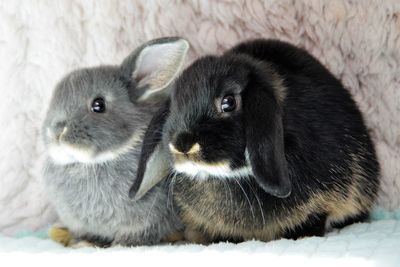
left=91, top=127, right=146, bottom=162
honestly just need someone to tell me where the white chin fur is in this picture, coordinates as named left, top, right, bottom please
left=174, top=161, right=252, bottom=180
left=48, top=144, right=97, bottom=165
left=48, top=143, right=131, bottom=165
left=47, top=127, right=145, bottom=165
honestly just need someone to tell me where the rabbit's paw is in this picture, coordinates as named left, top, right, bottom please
left=184, top=228, right=210, bottom=245
left=162, top=231, right=185, bottom=243
left=48, top=226, right=72, bottom=246
left=69, top=240, right=95, bottom=248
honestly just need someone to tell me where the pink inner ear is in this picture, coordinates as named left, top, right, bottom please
left=133, top=43, right=178, bottom=83
left=134, top=71, right=146, bottom=82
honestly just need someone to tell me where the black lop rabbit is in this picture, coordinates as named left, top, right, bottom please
left=129, top=39, right=380, bottom=243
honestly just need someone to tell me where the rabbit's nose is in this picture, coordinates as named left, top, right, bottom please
left=48, top=121, right=67, bottom=140
left=170, top=132, right=199, bottom=154
left=58, top=126, right=68, bottom=141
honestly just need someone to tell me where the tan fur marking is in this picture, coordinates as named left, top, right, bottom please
left=169, top=143, right=183, bottom=154
left=177, top=152, right=375, bottom=243
left=48, top=226, right=72, bottom=246
left=162, top=231, right=186, bottom=243
left=326, top=153, right=375, bottom=225
left=178, top=188, right=279, bottom=242
left=277, top=153, right=374, bottom=234
left=184, top=227, right=210, bottom=244
left=169, top=143, right=201, bottom=155
left=187, top=143, right=200, bottom=154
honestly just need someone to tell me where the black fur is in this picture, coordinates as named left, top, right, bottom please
left=243, top=74, right=291, bottom=197
left=283, top=213, right=327, bottom=239
left=131, top=39, right=380, bottom=242
left=77, top=235, right=113, bottom=248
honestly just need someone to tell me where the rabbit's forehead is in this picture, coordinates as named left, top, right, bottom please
left=174, top=62, right=245, bottom=103
left=172, top=81, right=241, bottom=119
left=53, top=69, right=126, bottom=107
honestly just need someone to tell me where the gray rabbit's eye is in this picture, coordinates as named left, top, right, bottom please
left=221, top=94, right=236, bottom=113
left=91, top=97, right=106, bottom=113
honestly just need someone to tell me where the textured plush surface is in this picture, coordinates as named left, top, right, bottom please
left=0, top=1, right=399, bottom=234
left=1, top=218, right=400, bottom=266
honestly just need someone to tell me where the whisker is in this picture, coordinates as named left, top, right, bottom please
left=221, top=178, right=234, bottom=218
left=168, top=171, right=178, bottom=216
left=144, top=189, right=159, bottom=230
left=242, top=178, right=265, bottom=226
left=232, top=176, right=255, bottom=222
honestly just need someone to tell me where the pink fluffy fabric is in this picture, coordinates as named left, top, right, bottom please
left=0, top=1, right=399, bottom=234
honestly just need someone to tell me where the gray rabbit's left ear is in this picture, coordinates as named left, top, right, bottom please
left=120, top=37, right=189, bottom=102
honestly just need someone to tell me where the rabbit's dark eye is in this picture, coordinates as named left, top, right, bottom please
left=221, top=94, right=236, bottom=112
left=91, top=97, right=106, bottom=113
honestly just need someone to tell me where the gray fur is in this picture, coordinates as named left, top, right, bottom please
left=42, top=37, right=188, bottom=246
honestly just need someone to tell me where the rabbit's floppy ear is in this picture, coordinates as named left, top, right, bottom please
left=243, top=79, right=291, bottom=198
left=129, top=100, right=171, bottom=201
left=120, top=37, right=189, bottom=102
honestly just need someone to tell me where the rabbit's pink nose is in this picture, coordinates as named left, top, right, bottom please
left=47, top=126, right=68, bottom=141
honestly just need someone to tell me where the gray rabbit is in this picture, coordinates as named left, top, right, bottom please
left=42, top=37, right=189, bottom=247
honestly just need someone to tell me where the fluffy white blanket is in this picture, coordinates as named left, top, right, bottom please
left=1, top=217, right=400, bottom=266
left=0, top=1, right=399, bottom=235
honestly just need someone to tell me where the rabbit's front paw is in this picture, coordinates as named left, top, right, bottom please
left=48, top=226, right=72, bottom=246
left=162, top=230, right=185, bottom=243
left=69, top=239, right=95, bottom=248
left=184, top=227, right=210, bottom=245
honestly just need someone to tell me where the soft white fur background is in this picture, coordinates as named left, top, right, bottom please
left=0, top=0, right=399, bottom=235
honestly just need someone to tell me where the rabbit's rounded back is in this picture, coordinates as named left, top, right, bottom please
left=132, top=39, right=379, bottom=243
left=43, top=37, right=189, bottom=246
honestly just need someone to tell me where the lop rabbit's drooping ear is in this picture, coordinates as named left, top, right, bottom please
left=129, top=100, right=171, bottom=200
left=243, top=78, right=291, bottom=198
left=120, top=37, right=189, bottom=102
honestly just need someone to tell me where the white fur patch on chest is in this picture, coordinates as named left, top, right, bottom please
left=174, top=160, right=252, bottom=180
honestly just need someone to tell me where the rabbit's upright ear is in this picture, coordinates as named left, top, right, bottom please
left=120, top=37, right=189, bottom=102
left=243, top=79, right=291, bottom=198
left=129, top=100, right=171, bottom=201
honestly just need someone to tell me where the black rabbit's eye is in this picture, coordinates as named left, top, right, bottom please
left=221, top=94, right=236, bottom=112
left=91, top=97, right=106, bottom=113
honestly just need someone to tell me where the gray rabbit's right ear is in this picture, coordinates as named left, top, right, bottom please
left=129, top=100, right=171, bottom=200
left=120, top=37, right=189, bottom=102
